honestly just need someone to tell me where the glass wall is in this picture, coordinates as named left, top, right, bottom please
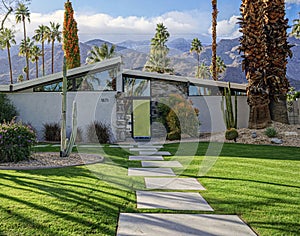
left=123, top=76, right=150, bottom=97
left=34, top=68, right=118, bottom=92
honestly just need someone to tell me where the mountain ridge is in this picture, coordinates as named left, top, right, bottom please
left=0, top=37, right=299, bottom=90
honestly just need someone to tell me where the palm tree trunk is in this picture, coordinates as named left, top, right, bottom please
left=269, top=96, right=289, bottom=124
left=211, top=0, right=218, bottom=81
left=7, top=46, right=13, bottom=84
left=51, top=41, right=54, bottom=74
left=42, top=42, right=45, bottom=76
left=23, top=19, right=29, bottom=80
left=36, top=59, right=39, bottom=78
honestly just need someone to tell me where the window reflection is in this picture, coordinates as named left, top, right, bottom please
left=123, top=77, right=150, bottom=97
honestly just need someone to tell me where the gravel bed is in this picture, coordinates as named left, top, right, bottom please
left=0, top=153, right=104, bottom=170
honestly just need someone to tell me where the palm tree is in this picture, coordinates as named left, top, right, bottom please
left=190, top=38, right=203, bottom=77
left=86, top=43, right=116, bottom=64
left=30, top=45, right=42, bottom=78
left=48, top=22, right=62, bottom=74
left=211, top=0, right=218, bottom=81
left=33, top=24, right=50, bottom=76
left=239, top=0, right=272, bottom=129
left=197, top=62, right=210, bottom=79
left=144, top=23, right=172, bottom=73
left=291, top=12, right=300, bottom=38
left=15, top=3, right=30, bottom=80
left=19, top=37, right=34, bottom=80
left=0, top=28, right=16, bottom=84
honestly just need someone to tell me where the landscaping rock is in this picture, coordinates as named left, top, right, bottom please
left=271, top=138, right=283, bottom=144
left=251, top=131, right=257, bottom=138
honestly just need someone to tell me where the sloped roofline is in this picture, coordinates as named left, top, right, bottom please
left=0, top=57, right=122, bottom=92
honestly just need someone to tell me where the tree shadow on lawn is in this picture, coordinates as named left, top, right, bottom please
left=0, top=167, right=136, bottom=235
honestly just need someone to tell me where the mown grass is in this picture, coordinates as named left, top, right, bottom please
left=0, top=142, right=299, bottom=235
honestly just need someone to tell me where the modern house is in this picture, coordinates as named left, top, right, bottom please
left=1, top=57, right=253, bottom=141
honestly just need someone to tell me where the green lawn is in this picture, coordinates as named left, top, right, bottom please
left=0, top=143, right=299, bottom=235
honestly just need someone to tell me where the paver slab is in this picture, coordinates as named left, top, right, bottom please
left=129, top=156, right=164, bottom=161
left=137, top=145, right=163, bottom=149
left=142, top=161, right=182, bottom=168
left=128, top=168, right=175, bottom=176
left=136, top=191, right=213, bottom=211
left=109, top=145, right=134, bottom=148
left=130, top=148, right=158, bottom=152
left=144, top=177, right=205, bottom=190
left=139, top=151, right=171, bottom=156
left=117, top=213, right=257, bottom=236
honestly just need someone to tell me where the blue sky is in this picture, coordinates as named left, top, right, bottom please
left=10, top=0, right=300, bottom=43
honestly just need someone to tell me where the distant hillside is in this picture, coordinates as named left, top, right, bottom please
left=0, top=37, right=299, bottom=90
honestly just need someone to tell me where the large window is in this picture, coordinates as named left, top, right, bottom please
left=123, top=76, right=150, bottom=97
left=34, top=68, right=118, bottom=92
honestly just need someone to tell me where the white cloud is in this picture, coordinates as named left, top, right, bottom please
left=285, top=0, right=300, bottom=4
left=2, top=9, right=213, bottom=43
left=208, top=15, right=241, bottom=39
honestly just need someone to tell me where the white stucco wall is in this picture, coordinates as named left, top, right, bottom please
left=8, top=92, right=117, bottom=141
left=189, top=96, right=249, bottom=133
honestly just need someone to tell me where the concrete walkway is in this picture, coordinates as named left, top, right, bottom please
left=115, top=143, right=256, bottom=235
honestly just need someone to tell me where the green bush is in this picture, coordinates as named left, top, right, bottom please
left=0, top=93, right=18, bottom=124
left=225, top=128, right=239, bottom=141
left=264, top=127, right=277, bottom=138
left=0, top=120, right=36, bottom=163
left=86, top=121, right=112, bottom=144
left=43, top=122, right=61, bottom=142
left=157, top=94, right=200, bottom=140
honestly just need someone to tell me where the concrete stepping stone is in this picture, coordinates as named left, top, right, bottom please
left=137, top=145, right=163, bottom=149
left=142, top=161, right=182, bottom=168
left=130, top=148, right=158, bottom=152
left=110, top=145, right=134, bottom=148
left=144, top=177, right=206, bottom=190
left=139, top=151, right=171, bottom=156
left=136, top=191, right=213, bottom=211
left=117, top=213, right=257, bottom=236
left=129, top=156, right=164, bottom=161
left=128, top=168, right=175, bottom=176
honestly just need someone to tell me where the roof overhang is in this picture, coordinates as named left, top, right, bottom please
left=1, top=57, right=122, bottom=92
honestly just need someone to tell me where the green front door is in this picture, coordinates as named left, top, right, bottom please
left=132, top=99, right=151, bottom=139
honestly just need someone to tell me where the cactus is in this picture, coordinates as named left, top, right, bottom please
left=60, top=56, right=77, bottom=157
left=221, top=82, right=237, bottom=129
left=221, top=83, right=238, bottom=141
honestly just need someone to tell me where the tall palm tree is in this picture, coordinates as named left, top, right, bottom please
left=86, top=43, right=116, bottom=64
left=19, top=36, right=34, bottom=80
left=144, top=23, right=172, bottom=73
left=33, top=24, right=50, bottom=76
left=197, top=62, right=210, bottom=79
left=211, top=0, right=218, bottom=81
left=264, top=0, right=292, bottom=124
left=48, top=22, right=61, bottom=74
left=239, top=0, right=272, bottom=129
left=291, top=12, right=300, bottom=38
left=0, top=28, right=16, bottom=84
left=209, top=56, right=226, bottom=79
left=15, top=3, right=30, bottom=80
left=190, top=38, right=203, bottom=77
left=30, top=45, right=42, bottom=78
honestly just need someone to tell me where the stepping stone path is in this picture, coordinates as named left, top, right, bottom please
left=114, top=143, right=256, bottom=235
left=129, top=156, right=164, bottom=161
left=141, top=160, right=183, bottom=167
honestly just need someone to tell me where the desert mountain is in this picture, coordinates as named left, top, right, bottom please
left=0, top=37, right=299, bottom=90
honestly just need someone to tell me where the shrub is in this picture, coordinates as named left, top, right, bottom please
left=0, top=93, right=18, bottom=124
left=0, top=120, right=36, bottom=163
left=264, top=127, right=277, bottom=138
left=157, top=94, right=200, bottom=140
left=86, top=121, right=112, bottom=144
left=43, top=122, right=61, bottom=142
left=225, top=128, right=239, bottom=141
left=76, top=127, right=83, bottom=143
